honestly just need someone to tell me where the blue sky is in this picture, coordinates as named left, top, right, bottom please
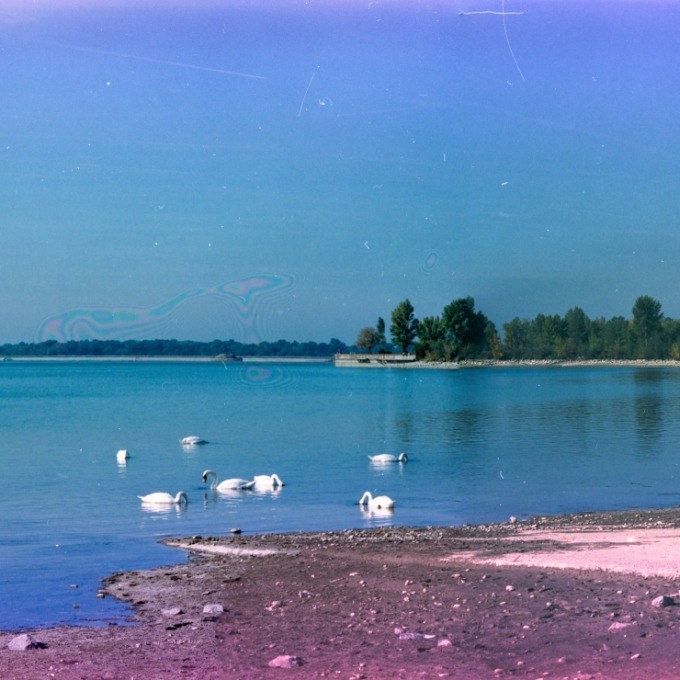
left=2, top=0, right=680, bottom=344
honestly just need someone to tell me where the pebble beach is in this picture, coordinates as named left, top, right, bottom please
left=4, top=507, right=680, bottom=679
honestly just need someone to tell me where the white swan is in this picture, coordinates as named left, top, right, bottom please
left=180, top=435, right=208, bottom=446
left=252, top=473, right=285, bottom=488
left=138, top=491, right=188, bottom=506
left=360, top=505, right=395, bottom=519
left=202, top=469, right=256, bottom=491
left=116, top=449, right=130, bottom=464
left=358, top=491, right=395, bottom=509
left=368, top=452, right=408, bottom=464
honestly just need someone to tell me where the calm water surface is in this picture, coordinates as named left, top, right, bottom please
left=2, top=361, right=680, bottom=630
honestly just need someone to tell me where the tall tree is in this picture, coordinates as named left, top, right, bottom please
left=564, top=306, right=591, bottom=359
left=355, top=327, right=380, bottom=353
left=663, top=318, right=680, bottom=360
left=602, top=316, right=631, bottom=359
left=588, top=317, right=606, bottom=359
left=390, top=299, right=418, bottom=353
left=531, top=313, right=566, bottom=359
left=502, top=317, right=532, bottom=359
left=484, top=320, right=504, bottom=360
left=415, top=315, right=444, bottom=359
left=441, top=296, right=487, bottom=359
left=376, top=317, right=386, bottom=352
left=631, top=295, right=664, bottom=358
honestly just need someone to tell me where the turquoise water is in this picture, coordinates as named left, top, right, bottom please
left=2, top=361, right=680, bottom=631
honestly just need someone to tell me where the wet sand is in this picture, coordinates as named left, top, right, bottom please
left=3, top=508, right=680, bottom=679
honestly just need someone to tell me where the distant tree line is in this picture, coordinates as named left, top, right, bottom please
left=4, top=295, right=677, bottom=362
left=0, top=337, right=348, bottom=359
left=355, top=295, right=680, bottom=361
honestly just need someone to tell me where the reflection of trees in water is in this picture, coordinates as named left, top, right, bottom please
left=634, top=394, right=663, bottom=451
left=414, top=407, right=490, bottom=448
left=633, top=370, right=666, bottom=456
left=386, top=369, right=680, bottom=472
left=447, top=408, right=491, bottom=446
left=517, top=398, right=621, bottom=462
left=393, top=411, right=416, bottom=446
left=366, top=372, right=422, bottom=449
left=411, top=407, right=496, bottom=479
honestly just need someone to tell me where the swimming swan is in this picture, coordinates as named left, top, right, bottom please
left=368, top=452, right=408, bottom=464
left=138, top=491, right=188, bottom=506
left=180, top=435, right=208, bottom=446
left=360, top=505, right=394, bottom=519
left=202, top=469, right=256, bottom=491
left=358, top=491, right=395, bottom=509
left=252, top=473, right=285, bottom=488
left=116, top=449, right=130, bottom=464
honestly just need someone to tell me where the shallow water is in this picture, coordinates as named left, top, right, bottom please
left=2, top=361, right=680, bottom=630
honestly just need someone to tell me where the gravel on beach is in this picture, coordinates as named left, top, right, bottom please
left=4, top=508, right=680, bottom=679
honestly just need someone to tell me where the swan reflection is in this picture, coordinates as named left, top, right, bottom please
left=140, top=503, right=187, bottom=516
left=360, top=506, right=395, bottom=520
left=251, top=485, right=283, bottom=497
left=368, top=453, right=408, bottom=465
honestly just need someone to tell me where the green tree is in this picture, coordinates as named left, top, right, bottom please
left=588, top=317, right=605, bottom=359
left=563, top=306, right=591, bottom=359
left=631, top=295, right=664, bottom=358
left=484, top=320, right=503, bottom=360
left=531, top=313, right=566, bottom=358
left=663, top=318, right=680, bottom=360
left=415, top=315, right=444, bottom=359
left=390, top=299, right=418, bottom=353
left=441, top=296, right=487, bottom=359
left=602, top=316, right=631, bottom=359
left=502, top=317, right=531, bottom=359
left=376, top=317, right=386, bottom=352
left=355, top=327, right=381, bottom=353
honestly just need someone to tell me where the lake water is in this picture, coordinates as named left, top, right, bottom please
left=2, top=360, right=680, bottom=631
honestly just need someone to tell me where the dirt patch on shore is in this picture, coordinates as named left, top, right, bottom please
left=4, top=509, right=680, bottom=679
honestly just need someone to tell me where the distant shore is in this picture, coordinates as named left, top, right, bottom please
left=335, top=357, right=680, bottom=369
left=3, top=355, right=680, bottom=368
left=0, top=355, right=330, bottom=363
left=459, top=358, right=680, bottom=368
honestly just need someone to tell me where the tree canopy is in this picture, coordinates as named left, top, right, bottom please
left=355, top=327, right=381, bottom=353
left=390, top=299, right=418, bottom=353
left=372, top=294, right=679, bottom=362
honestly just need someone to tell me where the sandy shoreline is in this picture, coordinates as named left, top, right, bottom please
left=4, top=507, right=680, bottom=679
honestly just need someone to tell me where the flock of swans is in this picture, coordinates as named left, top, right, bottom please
left=359, top=451, right=408, bottom=512
left=129, top=437, right=408, bottom=515
left=202, top=469, right=285, bottom=492
left=130, top=438, right=286, bottom=508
